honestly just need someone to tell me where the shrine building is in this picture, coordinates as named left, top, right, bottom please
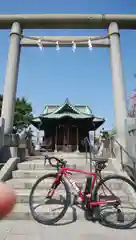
left=31, top=98, right=105, bottom=152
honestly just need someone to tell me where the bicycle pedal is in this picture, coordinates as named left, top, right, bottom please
left=116, top=209, right=124, bottom=223
left=84, top=208, right=96, bottom=221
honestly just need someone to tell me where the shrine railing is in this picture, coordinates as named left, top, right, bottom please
left=110, top=135, right=136, bottom=182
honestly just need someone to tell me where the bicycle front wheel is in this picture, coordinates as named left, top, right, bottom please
left=29, top=173, right=71, bottom=225
left=93, top=174, right=136, bottom=229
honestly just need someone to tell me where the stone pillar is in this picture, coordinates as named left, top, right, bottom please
left=67, top=127, right=69, bottom=145
left=4, top=133, right=19, bottom=158
left=1, top=22, right=22, bottom=134
left=54, top=126, right=57, bottom=152
left=108, top=22, right=128, bottom=164
left=0, top=118, right=5, bottom=149
left=76, top=127, right=79, bottom=152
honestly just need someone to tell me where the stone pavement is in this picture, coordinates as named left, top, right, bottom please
left=0, top=219, right=136, bottom=240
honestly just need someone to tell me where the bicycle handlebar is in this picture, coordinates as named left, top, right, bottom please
left=44, top=155, right=67, bottom=169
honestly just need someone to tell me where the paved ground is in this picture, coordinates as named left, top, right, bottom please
left=1, top=219, right=136, bottom=240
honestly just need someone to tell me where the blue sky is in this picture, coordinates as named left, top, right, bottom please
left=0, top=0, right=136, bottom=130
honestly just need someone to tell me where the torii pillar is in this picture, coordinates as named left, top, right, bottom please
left=1, top=22, right=22, bottom=135
left=109, top=22, right=128, bottom=164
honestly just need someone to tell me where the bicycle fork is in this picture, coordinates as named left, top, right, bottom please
left=46, top=175, right=62, bottom=199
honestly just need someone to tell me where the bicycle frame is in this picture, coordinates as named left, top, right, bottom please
left=55, top=167, right=118, bottom=207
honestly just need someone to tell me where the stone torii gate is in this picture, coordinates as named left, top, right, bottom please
left=1, top=14, right=136, bottom=163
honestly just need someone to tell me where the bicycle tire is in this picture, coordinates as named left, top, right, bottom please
left=123, top=165, right=135, bottom=182
left=93, top=174, right=136, bottom=229
left=29, top=173, right=71, bottom=225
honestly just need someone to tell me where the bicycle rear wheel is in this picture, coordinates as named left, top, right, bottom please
left=93, top=174, right=136, bottom=229
left=29, top=173, right=71, bottom=225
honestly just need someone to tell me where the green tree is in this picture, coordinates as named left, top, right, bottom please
left=0, top=94, right=33, bottom=130
left=109, top=128, right=116, bottom=136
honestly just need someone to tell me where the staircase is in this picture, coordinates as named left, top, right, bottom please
left=5, top=153, right=129, bottom=221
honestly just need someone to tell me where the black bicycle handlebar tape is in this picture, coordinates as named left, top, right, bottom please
left=49, top=157, right=60, bottom=167
left=49, top=157, right=67, bottom=168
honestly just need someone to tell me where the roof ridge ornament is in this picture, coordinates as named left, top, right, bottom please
left=72, top=41, right=76, bottom=52
left=56, top=41, right=60, bottom=52
left=88, top=38, right=92, bottom=51
left=65, top=98, right=69, bottom=104
left=37, top=39, right=43, bottom=51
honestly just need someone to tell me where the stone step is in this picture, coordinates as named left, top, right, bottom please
left=28, top=157, right=86, bottom=162
left=26, top=154, right=109, bottom=166
left=14, top=189, right=68, bottom=203
left=6, top=203, right=85, bottom=221
left=6, top=178, right=84, bottom=189
left=12, top=169, right=56, bottom=179
left=43, top=152, right=86, bottom=157
left=7, top=199, right=136, bottom=221
left=12, top=169, right=114, bottom=179
left=18, top=159, right=115, bottom=172
left=17, top=188, right=131, bottom=205
left=8, top=170, right=125, bottom=192
left=28, top=153, right=87, bottom=160
left=9, top=181, right=129, bottom=204
left=7, top=200, right=136, bottom=222
left=17, top=161, right=77, bottom=170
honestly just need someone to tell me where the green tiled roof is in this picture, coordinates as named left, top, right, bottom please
left=31, top=99, right=105, bottom=125
left=42, top=99, right=92, bottom=115
left=32, top=115, right=105, bottom=122
left=40, top=99, right=93, bottom=120
left=43, top=106, right=58, bottom=114
left=31, top=99, right=105, bottom=130
left=75, top=106, right=91, bottom=114
left=42, top=112, right=92, bottom=119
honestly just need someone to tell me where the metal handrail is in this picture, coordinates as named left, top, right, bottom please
left=84, top=136, right=95, bottom=171
left=112, top=138, right=136, bottom=181
left=115, top=139, right=135, bottom=164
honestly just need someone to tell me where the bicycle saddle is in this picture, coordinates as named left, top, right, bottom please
left=93, top=157, right=108, bottom=164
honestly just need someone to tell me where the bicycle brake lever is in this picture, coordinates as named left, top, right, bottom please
left=44, top=155, right=49, bottom=166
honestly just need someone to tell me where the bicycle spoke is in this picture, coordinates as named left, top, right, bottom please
left=29, top=173, right=70, bottom=225
left=93, top=175, right=136, bottom=228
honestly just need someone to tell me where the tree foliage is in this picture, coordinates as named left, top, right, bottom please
left=128, top=90, right=136, bottom=117
left=110, top=90, right=136, bottom=135
left=0, top=94, right=33, bottom=130
left=109, top=128, right=116, bottom=136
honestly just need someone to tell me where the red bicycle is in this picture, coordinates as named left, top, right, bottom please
left=29, top=157, right=136, bottom=229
